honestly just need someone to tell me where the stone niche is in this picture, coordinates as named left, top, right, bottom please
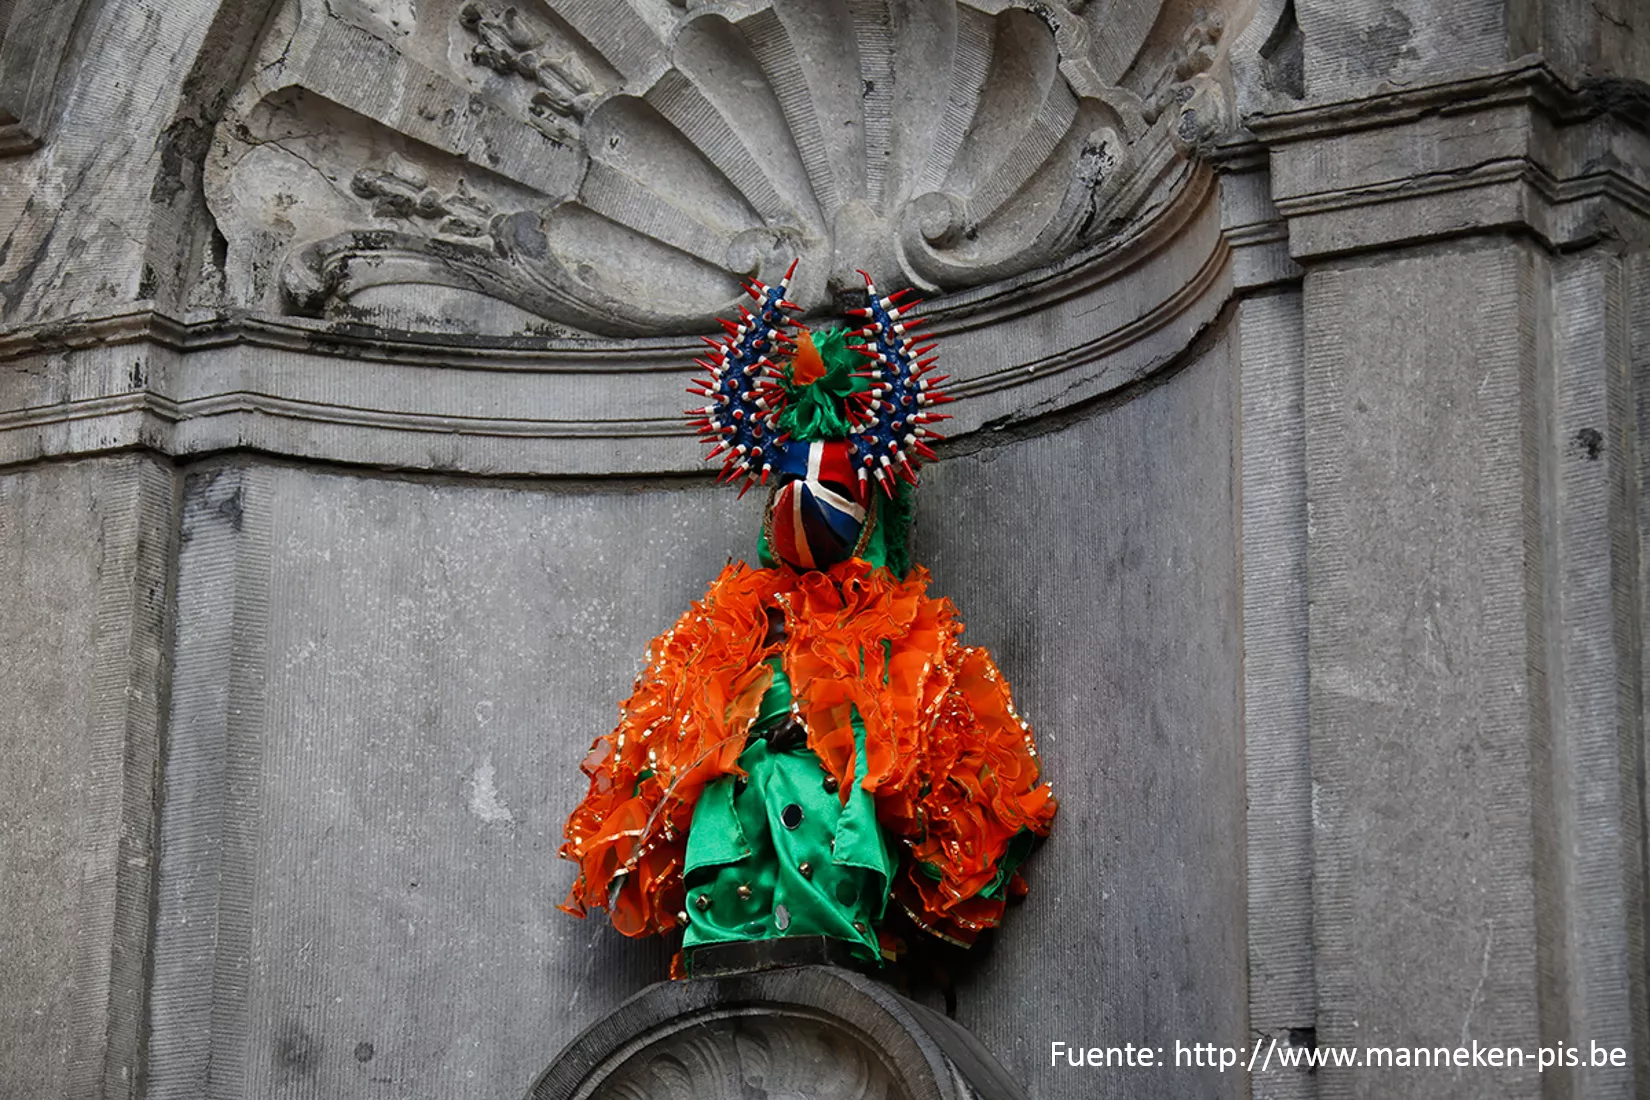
left=0, top=0, right=1274, bottom=1098
left=9, top=0, right=1648, bottom=1098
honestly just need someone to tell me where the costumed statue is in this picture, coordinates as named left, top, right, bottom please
left=558, top=263, right=1057, bottom=972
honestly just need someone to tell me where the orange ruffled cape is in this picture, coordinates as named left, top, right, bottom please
left=559, top=558, right=1057, bottom=946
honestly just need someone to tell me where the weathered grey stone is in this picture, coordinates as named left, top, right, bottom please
left=1253, top=66, right=1650, bottom=262
left=1296, top=0, right=1513, bottom=101
left=134, top=330, right=1247, bottom=1097
left=0, top=178, right=1231, bottom=478
left=1541, top=248, right=1649, bottom=1096
left=0, top=0, right=95, bottom=153
left=1304, top=241, right=1544, bottom=1098
left=1237, top=288, right=1314, bottom=1100
left=528, top=964, right=1025, bottom=1100
left=148, top=463, right=753, bottom=1098
left=918, top=331, right=1245, bottom=1100
left=2, top=1, right=1649, bottom=1098
left=206, top=0, right=1227, bottom=336
left=0, top=455, right=177, bottom=1100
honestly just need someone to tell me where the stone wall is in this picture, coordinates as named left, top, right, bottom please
left=1, top=1, right=1647, bottom=1098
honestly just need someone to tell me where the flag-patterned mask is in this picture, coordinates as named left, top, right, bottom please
left=766, top=440, right=866, bottom=570
left=685, top=261, right=953, bottom=572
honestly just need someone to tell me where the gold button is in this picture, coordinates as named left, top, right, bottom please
left=694, top=894, right=711, bottom=912
left=798, top=861, right=813, bottom=879
left=822, top=775, right=839, bottom=793
left=736, top=883, right=753, bottom=900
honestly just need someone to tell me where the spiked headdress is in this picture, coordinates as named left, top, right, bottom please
left=686, top=261, right=954, bottom=502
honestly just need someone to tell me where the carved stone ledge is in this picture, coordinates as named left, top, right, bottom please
left=526, top=965, right=1023, bottom=1100
left=0, top=166, right=1235, bottom=476
left=1247, top=63, right=1650, bottom=261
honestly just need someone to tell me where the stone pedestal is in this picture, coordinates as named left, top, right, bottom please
left=528, top=963, right=1023, bottom=1100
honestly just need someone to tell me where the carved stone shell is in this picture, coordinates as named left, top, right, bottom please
left=207, top=0, right=1227, bottom=336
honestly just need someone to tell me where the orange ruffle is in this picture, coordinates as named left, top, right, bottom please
left=558, top=559, right=1057, bottom=945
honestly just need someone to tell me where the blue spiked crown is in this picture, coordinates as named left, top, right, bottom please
left=685, top=261, right=953, bottom=501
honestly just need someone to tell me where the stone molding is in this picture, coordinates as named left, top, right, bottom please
left=1248, top=63, right=1650, bottom=262
left=0, top=162, right=1238, bottom=476
left=526, top=964, right=1023, bottom=1100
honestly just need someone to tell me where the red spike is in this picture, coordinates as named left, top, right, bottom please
left=924, top=393, right=955, bottom=406
left=912, top=440, right=938, bottom=461
left=783, top=257, right=799, bottom=282
left=719, top=318, right=740, bottom=335
left=911, top=342, right=938, bottom=357
left=886, top=288, right=914, bottom=304
left=894, top=298, right=922, bottom=315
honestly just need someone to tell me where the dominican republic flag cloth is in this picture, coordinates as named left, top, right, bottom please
left=769, top=441, right=867, bottom=570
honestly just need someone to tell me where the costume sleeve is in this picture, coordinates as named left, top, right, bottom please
left=890, top=643, right=1057, bottom=945
left=558, top=564, right=779, bottom=937
left=784, top=561, right=1059, bottom=947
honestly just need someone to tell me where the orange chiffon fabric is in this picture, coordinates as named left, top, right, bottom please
left=558, top=558, right=1057, bottom=945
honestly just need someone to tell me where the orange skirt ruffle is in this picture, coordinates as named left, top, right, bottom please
left=558, top=559, right=1057, bottom=945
